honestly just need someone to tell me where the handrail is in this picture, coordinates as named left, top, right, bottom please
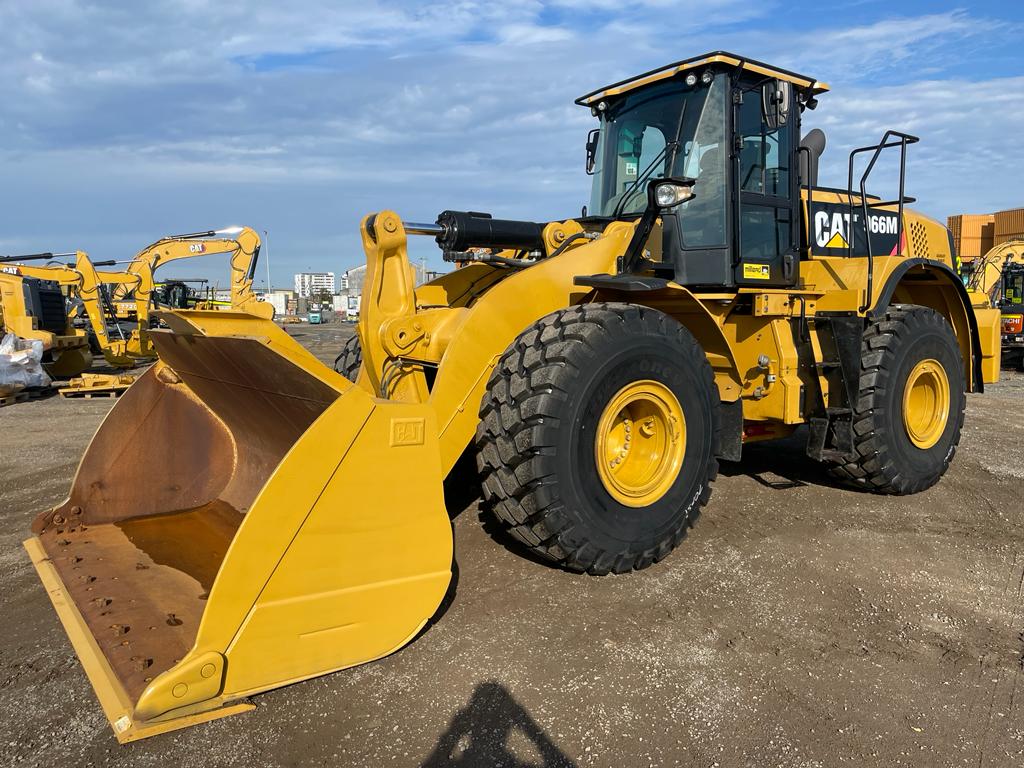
left=846, top=130, right=920, bottom=312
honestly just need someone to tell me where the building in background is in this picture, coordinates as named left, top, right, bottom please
left=265, top=289, right=294, bottom=318
left=294, top=271, right=336, bottom=298
left=339, top=266, right=366, bottom=320
left=332, top=263, right=444, bottom=320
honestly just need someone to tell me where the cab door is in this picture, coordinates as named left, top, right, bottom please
left=732, top=78, right=800, bottom=287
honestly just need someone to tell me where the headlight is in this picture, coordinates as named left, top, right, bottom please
left=654, top=181, right=695, bottom=208
left=685, top=73, right=698, bottom=87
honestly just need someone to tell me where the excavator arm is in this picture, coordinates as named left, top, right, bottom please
left=966, top=240, right=1024, bottom=305
left=113, top=227, right=273, bottom=325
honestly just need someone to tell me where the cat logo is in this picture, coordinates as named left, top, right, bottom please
left=189, top=243, right=206, bottom=254
left=813, top=205, right=901, bottom=254
left=814, top=210, right=852, bottom=249
left=1, top=266, right=21, bottom=275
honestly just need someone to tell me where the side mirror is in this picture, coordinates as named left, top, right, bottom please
left=761, top=79, right=791, bottom=130
left=649, top=177, right=696, bottom=210
left=585, top=128, right=600, bottom=175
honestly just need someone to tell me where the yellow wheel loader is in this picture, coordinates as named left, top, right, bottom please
left=24, top=52, right=1001, bottom=742
left=0, top=253, right=94, bottom=377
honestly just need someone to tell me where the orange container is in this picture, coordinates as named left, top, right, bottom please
left=994, top=208, right=1024, bottom=245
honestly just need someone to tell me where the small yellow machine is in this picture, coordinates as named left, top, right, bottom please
left=25, top=52, right=1001, bottom=741
left=0, top=253, right=94, bottom=377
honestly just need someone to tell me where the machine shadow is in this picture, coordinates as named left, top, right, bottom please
left=443, top=448, right=484, bottom=519
left=422, top=681, right=577, bottom=768
left=719, top=427, right=857, bottom=492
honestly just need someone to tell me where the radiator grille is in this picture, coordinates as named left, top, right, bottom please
left=909, top=221, right=930, bottom=257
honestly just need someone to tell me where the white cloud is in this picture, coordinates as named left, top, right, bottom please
left=0, top=2, right=1020, bottom=279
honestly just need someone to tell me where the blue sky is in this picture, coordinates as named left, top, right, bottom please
left=2, top=1, right=1022, bottom=288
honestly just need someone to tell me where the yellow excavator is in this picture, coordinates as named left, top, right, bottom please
left=963, top=239, right=1024, bottom=304
left=1, top=253, right=95, bottom=376
left=1, top=252, right=142, bottom=369
left=962, top=239, right=1024, bottom=368
left=24, top=52, right=1001, bottom=742
left=110, top=226, right=274, bottom=325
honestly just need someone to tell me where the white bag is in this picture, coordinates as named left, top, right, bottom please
left=0, top=333, right=52, bottom=393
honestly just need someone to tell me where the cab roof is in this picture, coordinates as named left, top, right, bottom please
left=576, top=51, right=830, bottom=107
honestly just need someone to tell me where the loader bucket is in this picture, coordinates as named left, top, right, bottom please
left=24, top=311, right=453, bottom=742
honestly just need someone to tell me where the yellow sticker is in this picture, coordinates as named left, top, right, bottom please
left=743, top=263, right=771, bottom=280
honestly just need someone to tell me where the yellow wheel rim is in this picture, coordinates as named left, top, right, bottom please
left=595, top=380, right=686, bottom=507
left=902, top=358, right=950, bottom=449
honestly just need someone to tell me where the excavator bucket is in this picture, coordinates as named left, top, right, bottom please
left=24, top=310, right=453, bottom=742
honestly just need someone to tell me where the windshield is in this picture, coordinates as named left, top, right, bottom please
left=588, top=74, right=727, bottom=243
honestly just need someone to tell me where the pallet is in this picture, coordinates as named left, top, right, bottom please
left=0, top=388, right=47, bottom=407
left=0, top=391, right=30, bottom=408
left=59, top=389, right=122, bottom=399
left=59, top=373, right=136, bottom=399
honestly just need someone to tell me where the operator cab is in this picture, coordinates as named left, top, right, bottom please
left=579, top=52, right=829, bottom=289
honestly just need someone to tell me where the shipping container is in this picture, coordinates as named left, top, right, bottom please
left=994, top=208, right=1024, bottom=241
left=948, top=213, right=997, bottom=260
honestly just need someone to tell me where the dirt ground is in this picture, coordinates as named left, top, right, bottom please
left=2, top=321, right=1023, bottom=768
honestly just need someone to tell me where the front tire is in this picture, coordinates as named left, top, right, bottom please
left=475, top=303, right=720, bottom=575
left=828, top=305, right=965, bottom=494
left=333, top=334, right=362, bottom=380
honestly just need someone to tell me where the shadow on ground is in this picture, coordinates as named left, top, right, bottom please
left=422, top=681, right=576, bottom=767
left=718, top=426, right=856, bottom=492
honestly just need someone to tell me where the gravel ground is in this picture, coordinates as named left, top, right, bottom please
left=2, top=321, right=1023, bottom=768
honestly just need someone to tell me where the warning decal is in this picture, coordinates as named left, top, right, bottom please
left=810, top=202, right=900, bottom=257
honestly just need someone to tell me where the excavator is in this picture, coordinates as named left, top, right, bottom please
left=110, top=226, right=274, bottom=326
left=997, top=261, right=1024, bottom=369
left=24, top=52, right=1002, bottom=742
left=963, top=239, right=1024, bottom=303
left=962, top=239, right=1024, bottom=368
left=1, top=252, right=143, bottom=369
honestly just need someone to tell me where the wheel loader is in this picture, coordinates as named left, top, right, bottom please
left=24, top=51, right=1001, bottom=742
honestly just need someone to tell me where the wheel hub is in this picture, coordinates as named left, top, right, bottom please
left=902, top=358, right=950, bottom=449
left=595, top=380, right=686, bottom=507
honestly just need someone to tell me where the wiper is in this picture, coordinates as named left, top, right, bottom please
left=612, top=142, right=676, bottom=218
left=614, top=99, right=690, bottom=220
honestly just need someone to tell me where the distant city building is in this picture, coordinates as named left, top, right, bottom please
left=294, top=271, right=335, bottom=298
left=334, top=263, right=441, bottom=320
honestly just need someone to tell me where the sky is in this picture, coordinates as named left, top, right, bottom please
left=1, top=1, right=1022, bottom=289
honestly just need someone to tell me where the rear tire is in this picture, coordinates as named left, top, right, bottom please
left=828, top=305, right=965, bottom=494
left=475, top=303, right=719, bottom=575
left=334, top=334, right=362, bottom=380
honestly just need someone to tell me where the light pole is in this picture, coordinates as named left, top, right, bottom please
left=263, top=229, right=272, bottom=294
